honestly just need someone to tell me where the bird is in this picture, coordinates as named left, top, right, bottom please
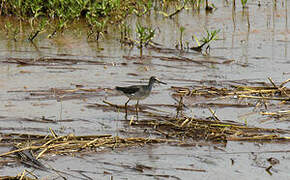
left=116, top=76, right=167, bottom=118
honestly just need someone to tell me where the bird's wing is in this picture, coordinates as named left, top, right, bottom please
left=116, top=86, right=141, bottom=95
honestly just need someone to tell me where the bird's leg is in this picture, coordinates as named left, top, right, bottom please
left=136, top=100, right=139, bottom=117
left=125, top=99, right=130, bottom=118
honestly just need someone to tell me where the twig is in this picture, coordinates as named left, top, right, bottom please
left=238, top=95, right=290, bottom=101
left=279, top=79, right=290, bottom=88
left=168, top=6, right=185, bottom=18
left=268, top=77, right=289, bottom=97
left=208, top=107, right=220, bottom=121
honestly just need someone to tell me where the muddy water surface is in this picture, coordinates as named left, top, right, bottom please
left=0, top=1, right=290, bottom=179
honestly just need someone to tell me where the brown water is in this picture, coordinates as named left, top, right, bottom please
left=0, top=1, right=290, bottom=179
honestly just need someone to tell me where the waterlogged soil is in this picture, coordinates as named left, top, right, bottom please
left=0, top=1, right=290, bottom=179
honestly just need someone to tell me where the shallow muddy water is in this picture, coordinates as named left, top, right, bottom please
left=0, top=0, right=290, bottom=179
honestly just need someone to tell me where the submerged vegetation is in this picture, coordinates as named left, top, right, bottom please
left=241, top=0, right=248, bottom=8
left=191, top=29, right=220, bottom=53
left=0, top=0, right=221, bottom=49
left=0, top=132, right=178, bottom=179
left=135, top=23, right=155, bottom=56
left=1, top=0, right=150, bottom=41
left=0, top=0, right=289, bottom=178
left=1, top=78, right=289, bottom=177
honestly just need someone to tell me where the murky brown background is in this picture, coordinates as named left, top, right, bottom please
left=0, top=0, right=289, bottom=179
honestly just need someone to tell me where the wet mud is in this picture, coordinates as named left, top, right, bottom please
left=0, top=0, right=290, bottom=179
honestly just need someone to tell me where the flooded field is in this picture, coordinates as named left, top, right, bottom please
left=0, top=0, right=289, bottom=179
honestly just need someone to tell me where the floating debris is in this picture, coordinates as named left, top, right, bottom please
left=0, top=133, right=178, bottom=160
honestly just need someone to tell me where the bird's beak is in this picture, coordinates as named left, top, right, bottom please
left=156, top=79, right=167, bottom=85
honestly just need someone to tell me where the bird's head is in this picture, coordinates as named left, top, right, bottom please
left=149, top=76, right=167, bottom=85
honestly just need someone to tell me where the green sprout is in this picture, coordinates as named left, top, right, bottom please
left=120, top=23, right=132, bottom=42
left=4, top=22, right=19, bottom=41
left=191, top=29, right=220, bottom=53
left=28, top=18, right=47, bottom=42
left=136, top=23, right=155, bottom=56
left=241, top=0, right=248, bottom=8
left=86, top=16, right=108, bottom=41
left=133, top=0, right=153, bottom=17
left=179, top=26, right=185, bottom=50
left=192, top=0, right=203, bottom=10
